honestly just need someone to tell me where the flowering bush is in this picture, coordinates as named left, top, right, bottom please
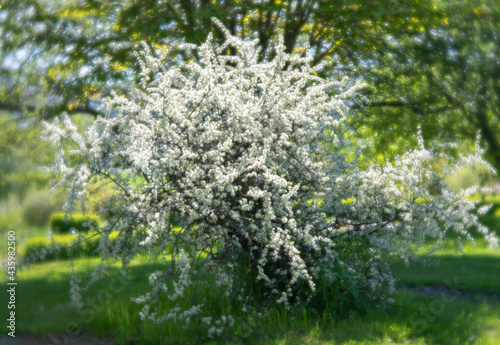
left=44, top=23, right=497, bottom=336
left=49, top=212, right=100, bottom=234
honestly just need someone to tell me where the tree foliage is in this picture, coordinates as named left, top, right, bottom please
left=44, top=30, right=497, bottom=335
left=0, top=112, right=54, bottom=199
left=1, top=0, right=431, bottom=116
left=357, top=0, right=500, bottom=170
left=1, top=0, right=498, bottom=172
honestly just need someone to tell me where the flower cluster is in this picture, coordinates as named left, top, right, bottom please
left=44, top=23, right=497, bottom=335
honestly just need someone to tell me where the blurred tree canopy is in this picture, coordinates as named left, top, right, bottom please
left=357, top=0, right=500, bottom=171
left=0, top=0, right=499, bottom=173
left=0, top=112, right=52, bottom=198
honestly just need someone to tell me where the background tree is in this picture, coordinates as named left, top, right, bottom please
left=357, top=0, right=500, bottom=170
left=1, top=0, right=434, bottom=118
left=0, top=0, right=498, bottom=193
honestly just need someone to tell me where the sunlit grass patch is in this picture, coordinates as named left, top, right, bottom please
left=1, top=192, right=499, bottom=344
left=1, top=240, right=499, bottom=345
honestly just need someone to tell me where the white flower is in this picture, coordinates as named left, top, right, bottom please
left=47, top=21, right=497, bottom=337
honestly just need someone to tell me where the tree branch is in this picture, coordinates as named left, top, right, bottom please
left=368, top=100, right=459, bottom=116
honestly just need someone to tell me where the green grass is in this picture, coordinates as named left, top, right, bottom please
left=1, top=193, right=499, bottom=344
left=1, top=238, right=500, bottom=345
left=393, top=240, right=500, bottom=294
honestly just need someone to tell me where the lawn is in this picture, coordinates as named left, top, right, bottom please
left=1, top=236, right=499, bottom=344
left=1, top=196, right=499, bottom=344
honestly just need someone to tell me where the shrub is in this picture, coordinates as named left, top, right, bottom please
left=49, top=212, right=100, bottom=234
left=0, top=194, right=22, bottom=230
left=22, top=189, right=57, bottom=227
left=24, top=231, right=118, bottom=261
left=444, top=163, right=496, bottom=193
left=44, top=24, right=497, bottom=336
left=476, top=194, right=500, bottom=237
left=85, top=180, right=118, bottom=220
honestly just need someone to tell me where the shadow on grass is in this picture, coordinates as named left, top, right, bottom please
left=243, top=289, right=500, bottom=345
left=1, top=257, right=499, bottom=345
left=393, top=254, right=500, bottom=294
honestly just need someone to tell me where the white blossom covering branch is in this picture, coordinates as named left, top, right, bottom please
left=44, top=23, right=497, bottom=336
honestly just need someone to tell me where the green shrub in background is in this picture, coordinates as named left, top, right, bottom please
left=23, top=231, right=119, bottom=261
left=22, top=189, right=58, bottom=227
left=0, top=194, right=23, bottom=230
left=85, top=180, right=118, bottom=220
left=477, top=194, right=500, bottom=237
left=444, top=163, right=496, bottom=193
left=49, top=212, right=100, bottom=234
